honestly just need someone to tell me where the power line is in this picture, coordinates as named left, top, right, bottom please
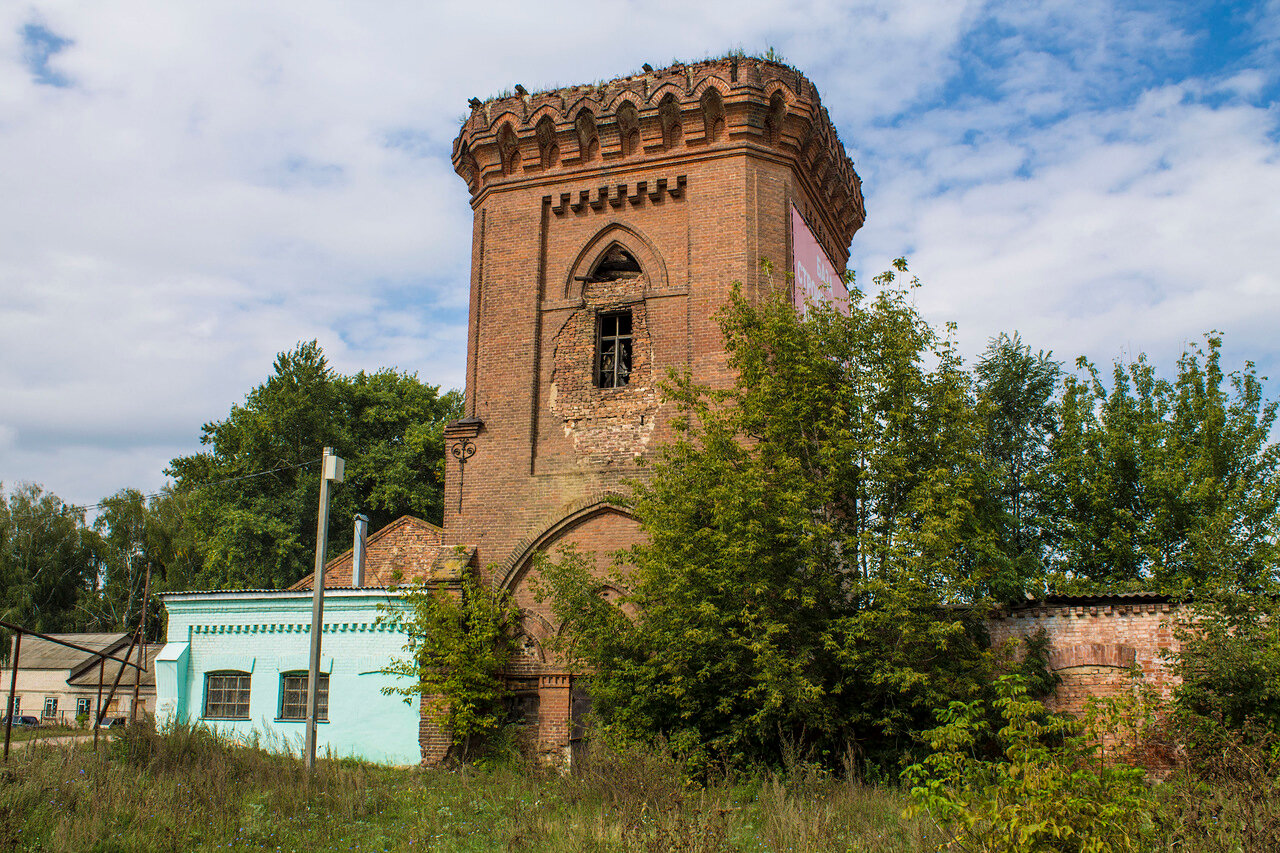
left=15, top=457, right=324, bottom=520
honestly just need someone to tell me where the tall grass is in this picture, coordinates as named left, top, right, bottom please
left=0, top=723, right=936, bottom=852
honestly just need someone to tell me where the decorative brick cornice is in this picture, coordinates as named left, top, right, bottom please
left=454, top=58, right=864, bottom=269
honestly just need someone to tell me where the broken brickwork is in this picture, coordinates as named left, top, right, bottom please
left=440, top=57, right=866, bottom=763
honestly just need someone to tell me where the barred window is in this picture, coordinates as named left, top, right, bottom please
left=278, top=672, right=328, bottom=721
left=203, top=671, right=251, bottom=719
left=596, top=310, right=633, bottom=388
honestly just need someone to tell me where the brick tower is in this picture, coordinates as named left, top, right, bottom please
left=439, top=58, right=865, bottom=760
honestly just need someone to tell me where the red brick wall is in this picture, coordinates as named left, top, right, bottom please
left=439, top=59, right=866, bottom=763
left=289, top=515, right=447, bottom=590
left=987, top=600, right=1183, bottom=717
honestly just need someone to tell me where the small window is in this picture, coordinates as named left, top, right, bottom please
left=8, top=696, right=18, bottom=715
left=597, top=311, right=633, bottom=388
left=203, top=672, right=251, bottom=719
left=278, top=672, right=329, bottom=722
left=75, top=698, right=91, bottom=716
left=42, top=697, right=57, bottom=719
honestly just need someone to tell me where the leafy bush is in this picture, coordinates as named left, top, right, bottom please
left=903, top=674, right=1158, bottom=852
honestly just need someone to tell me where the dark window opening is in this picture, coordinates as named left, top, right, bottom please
left=203, top=671, right=251, bottom=720
left=597, top=311, right=633, bottom=388
left=279, top=671, right=329, bottom=721
left=75, top=698, right=90, bottom=716
left=504, top=691, right=540, bottom=726
left=42, top=697, right=57, bottom=719
left=590, top=246, right=642, bottom=281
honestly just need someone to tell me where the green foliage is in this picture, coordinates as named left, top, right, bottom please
left=975, top=333, right=1062, bottom=593
left=903, top=674, right=1158, bottom=852
left=167, top=341, right=462, bottom=589
left=538, top=265, right=1006, bottom=772
left=380, top=568, right=518, bottom=758
left=1047, top=334, right=1280, bottom=594
left=0, top=482, right=99, bottom=650
left=1169, top=592, right=1280, bottom=747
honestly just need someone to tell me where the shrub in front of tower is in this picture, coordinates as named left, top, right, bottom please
left=536, top=261, right=1024, bottom=774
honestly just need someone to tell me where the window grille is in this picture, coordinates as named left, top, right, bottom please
left=597, top=311, right=633, bottom=388
left=279, top=672, right=328, bottom=721
left=203, top=672, right=251, bottom=719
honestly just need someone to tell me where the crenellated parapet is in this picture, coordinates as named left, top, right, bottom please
left=453, top=57, right=866, bottom=264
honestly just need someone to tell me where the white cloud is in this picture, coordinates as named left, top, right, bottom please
left=1, top=0, right=1277, bottom=508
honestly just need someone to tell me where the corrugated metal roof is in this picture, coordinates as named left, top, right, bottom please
left=5, top=633, right=129, bottom=671
left=66, top=645, right=161, bottom=688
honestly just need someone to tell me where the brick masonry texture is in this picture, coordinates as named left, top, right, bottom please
left=987, top=598, right=1183, bottom=718
left=432, top=58, right=1195, bottom=764
left=440, top=58, right=870, bottom=761
left=288, top=515, right=451, bottom=591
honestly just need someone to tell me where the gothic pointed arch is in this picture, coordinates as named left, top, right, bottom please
left=497, top=497, right=637, bottom=595
left=616, top=100, right=640, bottom=157
left=699, top=86, right=725, bottom=143
left=574, top=108, right=600, bottom=162
left=562, top=223, right=669, bottom=299
left=658, top=92, right=682, bottom=149
left=535, top=115, right=559, bottom=170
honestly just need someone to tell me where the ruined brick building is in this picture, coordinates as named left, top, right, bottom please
left=426, top=59, right=1182, bottom=763
left=429, top=57, right=864, bottom=760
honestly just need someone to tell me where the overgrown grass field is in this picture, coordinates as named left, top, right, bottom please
left=0, top=724, right=936, bottom=853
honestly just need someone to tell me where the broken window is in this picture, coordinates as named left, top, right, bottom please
left=203, top=671, right=251, bottom=720
left=278, top=671, right=328, bottom=721
left=597, top=310, right=633, bottom=388
left=590, top=246, right=642, bottom=281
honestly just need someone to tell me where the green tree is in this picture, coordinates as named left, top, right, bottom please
left=538, top=264, right=1007, bottom=771
left=975, top=333, right=1061, bottom=589
left=0, top=483, right=100, bottom=649
left=166, top=341, right=462, bottom=590
left=1046, top=334, right=1280, bottom=594
left=379, top=570, right=518, bottom=759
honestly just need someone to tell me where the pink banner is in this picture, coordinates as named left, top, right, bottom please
left=791, top=205, right=848, bottom=315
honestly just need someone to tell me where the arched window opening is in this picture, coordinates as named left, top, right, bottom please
left=589, top=245, right=642, bottom=281
left=535, top=116, right=559, bottom=169
left=617, top=101, right=640, bottom=156
left=658, top=94, right=682, bottom=149
left=575, top=109, right=600, bottom=161
left=278, top=671, right=329, bottom=721
left=765, top=92, right=786, bottom=146
left=700, top=87, right=725, bottom=142
left=203, top=671, right=251, bottom=720
left=497, top=124, right=520, bottom=176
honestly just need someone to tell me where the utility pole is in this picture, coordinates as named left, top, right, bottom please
left=131, top=562, right=152, bottom=724
left=305, top=447, right=344, bottom=770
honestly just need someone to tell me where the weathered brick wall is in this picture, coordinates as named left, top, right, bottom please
left=440, top=58, right=866, bottom=762
left=289, top=516, right=447, bottom=590
left=987, top=598, right=1183, bottom=717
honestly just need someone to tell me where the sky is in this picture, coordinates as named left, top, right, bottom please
left=2, top=0, right=1278, bottom=509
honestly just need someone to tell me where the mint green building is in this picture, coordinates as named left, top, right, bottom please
left=155, top=588, right=420, bottom=765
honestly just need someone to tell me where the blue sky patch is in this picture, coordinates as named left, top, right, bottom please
left=22, top=22, right=73, bottom=88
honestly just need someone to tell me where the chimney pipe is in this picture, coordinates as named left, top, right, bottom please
left=352, top=514, right=369, bottom=587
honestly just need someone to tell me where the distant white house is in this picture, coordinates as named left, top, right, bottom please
left=2, top=633, right=157, bottom=725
